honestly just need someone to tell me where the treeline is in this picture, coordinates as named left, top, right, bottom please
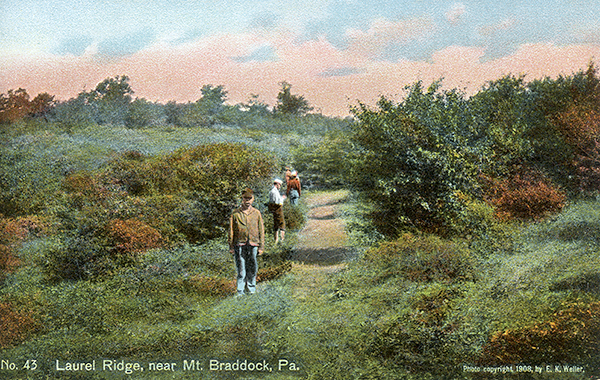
left=0, top=75, right=315, bottom=129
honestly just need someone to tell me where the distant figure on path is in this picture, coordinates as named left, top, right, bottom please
left=228, top=188, right=265, bottom=296
left=268, top=178, right=286, bottom=244
left=284, top=167, right=293, bottom=186
left=286, top=171, right=301, bottom=206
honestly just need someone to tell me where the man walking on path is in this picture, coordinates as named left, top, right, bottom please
left=268, top=178, right=286, bottom=244
left=228, top=188, right=265, bottom=296
left=286, top=171, right=301, bottom=206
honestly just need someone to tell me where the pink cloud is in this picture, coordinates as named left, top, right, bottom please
left=1, top=33, right=599, bottom=117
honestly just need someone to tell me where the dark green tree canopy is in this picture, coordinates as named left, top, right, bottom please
left=275, top=81, right=313, bottom=115
left=86, top=75, right=134, bottom=103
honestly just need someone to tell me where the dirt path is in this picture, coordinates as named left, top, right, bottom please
left=289, top=189, right=352, bottom=299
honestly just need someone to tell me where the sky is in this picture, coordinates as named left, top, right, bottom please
left=1, top=0, right=600, bottom=116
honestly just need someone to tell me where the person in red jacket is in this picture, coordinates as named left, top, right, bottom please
left=286, top=171, right=301, bottom=206
left=284, top=167, right=292, bottom=186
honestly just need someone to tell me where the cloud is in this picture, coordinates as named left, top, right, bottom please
left=345, top=17, right=435, bottom=59
left=52, top=35, right=94, bottom=56
left=445, top=3, right=466, bottom=25
left=232, top=44, right=278, bottom=62
left=248, top=12, right=280, bottom=31
left=318, top=66, right=364, bottom=77
left=172, top=29, right=206, bottom=45
left=96, top=29, right=156, bottom=58
left=478, top=18, right=518, bottom=37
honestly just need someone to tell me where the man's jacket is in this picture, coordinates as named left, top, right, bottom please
left=229, top=206, right=265, bottom=251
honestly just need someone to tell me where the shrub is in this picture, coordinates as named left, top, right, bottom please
left=61, top=143, right=277, bottom=251
left=479, top=300, right=600, bottom=367
left=482, top=168, right=566, bottom=221
left=105, top=218, right=163, bottom=256
left=172, top=197, right=230, bottom=243
left=293, top=233, right=476, bottom=379
left=554, top=103, right=600, bottom=192
left=0, top=138, right=67, bottom=216
left=365, top=283, right=465, bottom=378
left=350, top=83, right=482, bottom=237
left=105, top=150, right=153, bottom=196
left=291, top=132, right=354, bottom=189
left=0, top=216, right=47, bottom=278
left=63, top=170, right=99, bottom=196
left=282, top=198, right=306, bottom=231
left=45, top=234, right=114, bottom=281
left=125, top=98, right=166, bottom=128
left=0, top=302, right=40, bottom=349
left=363, top=233, right=476, bottom=284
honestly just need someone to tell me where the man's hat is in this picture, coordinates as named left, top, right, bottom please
left=241, top=188, right=254, bottom=198
left=274, top=178, right=283, bottom=184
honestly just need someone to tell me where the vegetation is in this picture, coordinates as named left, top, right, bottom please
left=1, top=63, right=600, bottom=379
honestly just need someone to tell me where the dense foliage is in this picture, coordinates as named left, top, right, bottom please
left=349, top=64, right=600, bottom=239
left=350, top=82, right=482, bottom=236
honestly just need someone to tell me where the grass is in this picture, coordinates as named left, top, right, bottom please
left=3, top=192, right=600, bottom=380
left=2, top=117, right=600, bottom=379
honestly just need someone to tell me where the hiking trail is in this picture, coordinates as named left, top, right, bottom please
left=288, top=189, right=353, bottom=299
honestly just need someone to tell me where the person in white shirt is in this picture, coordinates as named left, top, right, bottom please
left=268, top=179, right=286, bottom=243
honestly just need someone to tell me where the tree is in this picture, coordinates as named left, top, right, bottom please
left=350, top=83, right=481, bottom=237
left=274, top=81, right=313, bottom=115
left=53, top=96, right=96, bottom=127
left=80, top=75, right=134, bottom=125
left=164, top=101, right=183, bottom=125
left=0, top=89, right=57, bottom=124
left=241, top=94, right=271, bottom=116
left=197, top=85, right=228, bottom=115
left=0, top=89, right=31, bottom=124
left=88, top=75, right=134, bottom=103
left=125, top=98, right=166, bottom=128
left=29, top=93, right=56, bottom=119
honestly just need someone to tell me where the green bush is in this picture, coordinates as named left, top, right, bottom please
left=348, top=70, right=600, bottom=237
left=57, top=143, right=276, bottom=261
left=283, top=233, right=479, bottom=379
left=291, top=131, right=354, bottom=189
left=282, top=198, right=306, bottom=231
left=125, top=98, right=166, bottom=128
left=360, top=233, right=476, bottom=286
left=350, top=82, right=481, bottom=237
